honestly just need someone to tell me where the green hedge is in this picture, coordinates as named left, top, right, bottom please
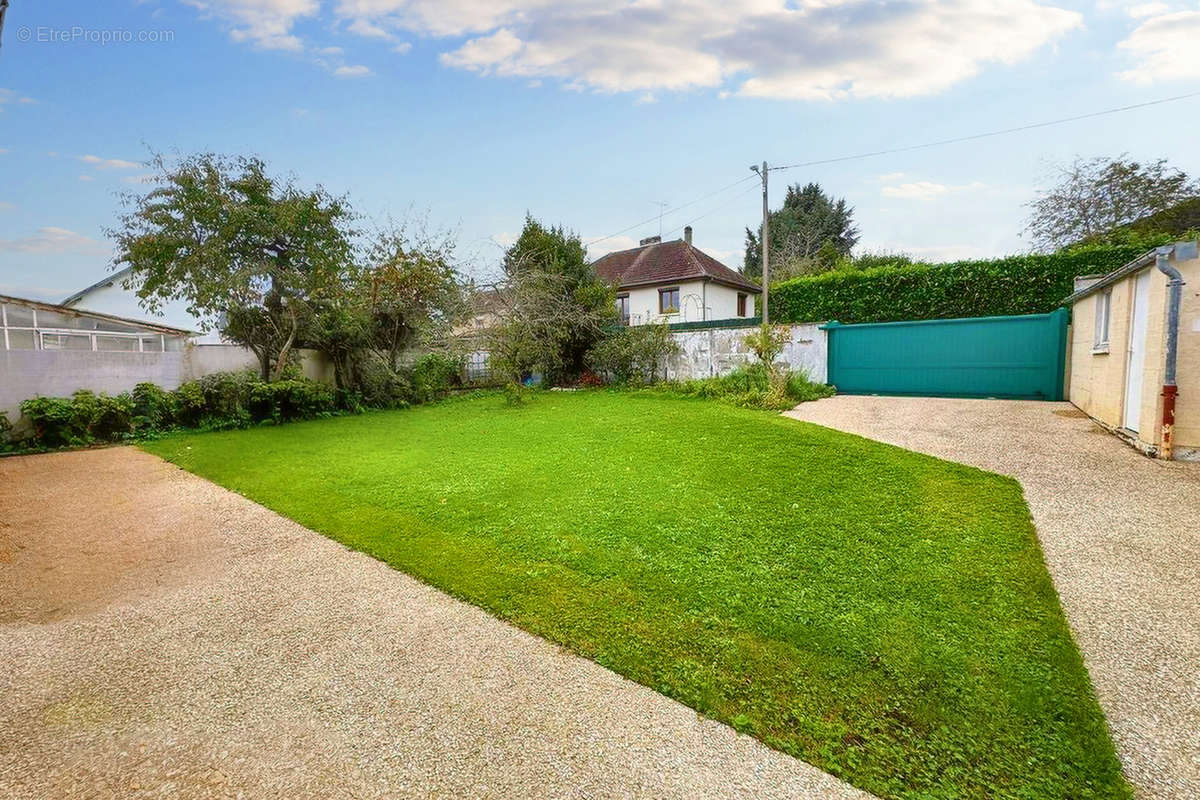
left=770, top=245, right=1147, bottom=324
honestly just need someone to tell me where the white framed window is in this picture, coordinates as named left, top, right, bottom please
left=1093, top=288, right=1111, bottom=353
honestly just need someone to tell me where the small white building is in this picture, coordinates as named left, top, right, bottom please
left=591, top=228, right=761, bottom=326
left=62, top=266, right=225, bottom=344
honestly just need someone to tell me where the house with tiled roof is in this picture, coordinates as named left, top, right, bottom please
left=591, top=227, right=761, bottom=326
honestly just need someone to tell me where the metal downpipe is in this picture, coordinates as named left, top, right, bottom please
left=1155, top=246, right=1185, bottom=459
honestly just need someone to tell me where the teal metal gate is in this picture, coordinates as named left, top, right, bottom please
left=822, top=308, right=1069, bottom=400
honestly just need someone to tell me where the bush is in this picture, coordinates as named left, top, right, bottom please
left=411, top=352, right=462, bottom=403
left=350, top=356, right=413, bottom=409
left=20, top=395, right=86, bottom=447
left=503, top=381, right=532, bottom=406
left=132, top=382, right=177, bottom=431
left=70, top=390, right=135, bottom=441
left=7, top=354, right=472, bottom=453
left=587, top=323, right=680, bottom=384
left=0, top=411, right=14, bottom=451
left=771, top=244, right=1147, bottom=324
left=248, top=378, right=338, bottom=423
left=664, top=364, right=833, bottom=411
left=742, top=324, right=789, bottom=373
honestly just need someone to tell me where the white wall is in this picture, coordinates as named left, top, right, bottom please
left=66, top=280, right=225, bottom=344
left=625, top=280, right=756, bottom=326
left=0, top=344, right=333, bottom=419
left=667, top=322, right=827, bottom=383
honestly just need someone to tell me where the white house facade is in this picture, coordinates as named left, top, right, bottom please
left=62, top=267, right=225, bottom=344
left=592, top=228, right=760, bottom=327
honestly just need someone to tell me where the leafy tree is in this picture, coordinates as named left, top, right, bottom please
left=1025, top=155, right=1198, bottom=251
left=360, top=221, right=463, bottom=371
left=587, top=323, right=679, bottom=384
left=111, top=153, right=355, bottom=381
left=489, top=216, right=615, bottom=383
left=306, top=219, right=464, bottom=392
left=744, top=183, right=859, bottom=281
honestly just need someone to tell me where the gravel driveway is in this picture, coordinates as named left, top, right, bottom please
left=786, top=396, right=1200, bottom=799
left=0, top=447, right=871, bottom=800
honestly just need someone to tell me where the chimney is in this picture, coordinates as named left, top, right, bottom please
left=683, top=226, right=693, bottom=245
left=639, top=235, right=661, bottom=246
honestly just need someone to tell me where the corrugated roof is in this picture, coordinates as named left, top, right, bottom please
left=592, top=239, right=761, bottom=293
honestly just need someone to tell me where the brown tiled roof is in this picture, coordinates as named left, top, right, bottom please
left=591, top=239, right=761, bottom=293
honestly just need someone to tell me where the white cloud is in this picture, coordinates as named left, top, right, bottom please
left=0, top=201, right=15, bottom=211
left=183, top=0, right=1083, bottom=100
left=79, top=154, right=140, bottom=170
left=0, top=227, right=110, bottom=255
left=899, top=243, right=992, bottom=262
left=1126, top=2, right=1170, bottom=18
left=0, top=88, right=36, bottom=110
left=881, top=180, right=987, bottom=199
left=333, top=64, right=373, bottom=77
left=346, top=17, right=393, bottom=39
left=78, top=175, right=96, bottom=182
left=392, top=41, right=412, bottom=54
left=183, top=0, right=317, bottom=51
left=1117, top=10, right=1200, bottom=83
left=585, top=235, right=639, bottom=259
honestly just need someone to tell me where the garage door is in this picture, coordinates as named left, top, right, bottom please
left=822, top=308, right=1069, bottom=401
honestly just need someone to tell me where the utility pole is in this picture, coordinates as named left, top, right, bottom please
left=0, top=1, right=10, bottom=53
left=750, top=161, right=770, bottom=323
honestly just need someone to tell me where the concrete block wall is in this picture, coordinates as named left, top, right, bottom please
left=666, top=322, right=827, bottom=383
left=1, top=344, right=334, bottom=419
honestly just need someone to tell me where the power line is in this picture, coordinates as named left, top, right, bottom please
left=586, top=89, right=1200, bottom=251
left=772, top=90, right=1200, bottom=172
left=586, top=174, right=755, bottom=246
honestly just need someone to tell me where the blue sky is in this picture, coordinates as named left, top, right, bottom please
left=1, top=0, right=1198, bottom=302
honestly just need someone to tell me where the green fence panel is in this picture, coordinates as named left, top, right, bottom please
left=822, top=308, right=1068, bottom=400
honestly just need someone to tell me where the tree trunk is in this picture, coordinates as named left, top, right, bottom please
left=270, top=306, right=298, bottom=382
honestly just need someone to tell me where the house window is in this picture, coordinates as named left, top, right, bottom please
left=659, top=287, right=680, bottom=314
left=616, top=294, right=630, bottom=325
left=737, top=293, right=747, bottom=317
left=1093, top=288, right=1111, bottom=352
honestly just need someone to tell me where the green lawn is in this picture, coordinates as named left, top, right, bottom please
left=142, top=391, right=1128, bottom=799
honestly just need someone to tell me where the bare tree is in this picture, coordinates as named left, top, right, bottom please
left=1024, top=155, right=1197, bottom=251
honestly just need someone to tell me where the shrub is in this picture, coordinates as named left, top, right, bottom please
left=411, top=352, right=462, bottom=403
left=771, top=244, right=1147, bottom=324
left=71, top=390, right=135, bottom=441
left=0, top=411, right=13, bottom=451
left=132, top=382, right=177, bottom=431
left=20, top=395, right=88, bottom=448
left=7, top=354, right=470, bottom=453
left=742, top=324, right=789, bottom=373
left=587, top=323, right=680, bottom=384
left=248, top=379, right=338, bottom=423
left=664, top=364, right=833, bottom=411
left=356, top=358, right=413, bottom=409
left=503, top=381, right=532, bottom=406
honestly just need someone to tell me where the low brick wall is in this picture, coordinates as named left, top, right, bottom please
left=666, top=322, right=827, bottom=383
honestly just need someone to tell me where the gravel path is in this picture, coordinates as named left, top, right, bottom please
left=0, top=447, right=872, bottom=800
left=785, top=396, right=1200, bottom=799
